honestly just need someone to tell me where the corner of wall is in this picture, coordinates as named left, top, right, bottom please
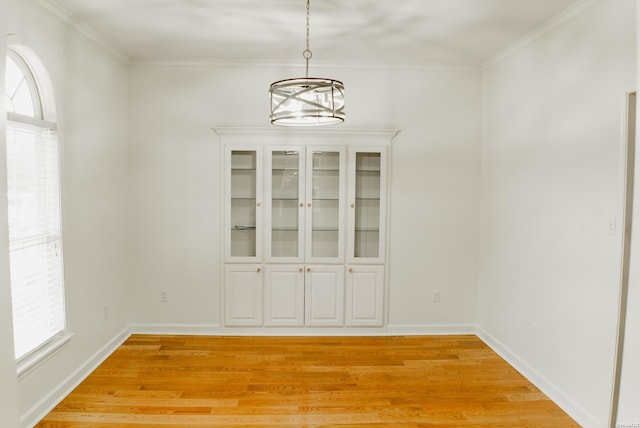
left=476, top=327, right=601, bottom=428
left=21, top=326, right=132, bottom=427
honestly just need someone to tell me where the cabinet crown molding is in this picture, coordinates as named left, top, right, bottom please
left=213, top=127, right=400, bottom=140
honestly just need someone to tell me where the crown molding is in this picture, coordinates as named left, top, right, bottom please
left=31, top=0, right=130, bottom=64
left=130, top=58, right=479, bottom=73
left=481, top=0, right=601, bottom=71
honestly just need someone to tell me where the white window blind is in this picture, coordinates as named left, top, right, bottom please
left=6, top=120, right=66, bottom=360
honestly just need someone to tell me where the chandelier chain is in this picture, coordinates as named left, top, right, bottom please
left=304, top=0, right=311, bottom=78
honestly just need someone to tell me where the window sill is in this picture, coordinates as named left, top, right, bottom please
left=17, top=332, right=74, bottom=379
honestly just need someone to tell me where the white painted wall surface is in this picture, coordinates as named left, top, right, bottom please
left=616, top=0, right=640, bottom=422
left=127, top=64, right=481, bottom=330
left=6, top=0, right=131, bottom=422
left=478, top=0, right=636, bottom=426
left=0, top=3, right=23, bottom=426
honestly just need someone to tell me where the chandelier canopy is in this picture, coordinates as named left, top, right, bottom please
left=269, top=0, right=345, bottom=126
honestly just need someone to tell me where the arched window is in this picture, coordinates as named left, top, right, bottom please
left=4, top=48, right=67, bottom=365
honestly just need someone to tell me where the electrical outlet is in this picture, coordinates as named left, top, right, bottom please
left=103, top=304, right=109, bottom=319
left=161, top=290, right=169, bottom=303
left=433, top=291, right=441, bottom=303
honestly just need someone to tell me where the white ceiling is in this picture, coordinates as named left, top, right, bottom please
left=50, top=0, right=581, bottom=65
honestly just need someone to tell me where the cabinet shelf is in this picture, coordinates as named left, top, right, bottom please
left=231, top=167, right=257, bottom=171
left=232, top=225, right=256, bottom=231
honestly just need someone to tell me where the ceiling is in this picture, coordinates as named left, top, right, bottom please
left=50, top=0, right=582, bottom=65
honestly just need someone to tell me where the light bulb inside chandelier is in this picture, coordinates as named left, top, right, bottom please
left=269, top=1, right=344, bottom=126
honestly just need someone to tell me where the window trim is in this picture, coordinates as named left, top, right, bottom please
left=16, top=331, right=74, bottom=379
left=7, top=111, right=56, bottom=130
left=6, top=49, right=44, bottom=120
left=5, top=47, right=70, bottom=370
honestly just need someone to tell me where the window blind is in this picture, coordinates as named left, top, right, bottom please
left=6, top=120, right=65, bottom=360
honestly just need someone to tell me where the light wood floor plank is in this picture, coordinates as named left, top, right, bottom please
left=36, top=335, right=580, bottom=427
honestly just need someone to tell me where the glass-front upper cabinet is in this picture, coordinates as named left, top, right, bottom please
left=306, top=148, right=346, bottom=263
left=265, top=147, right=305, bottom=262
left=225, top=147, right=262, bottom=262
left=347, top=147, right=387, bottom=263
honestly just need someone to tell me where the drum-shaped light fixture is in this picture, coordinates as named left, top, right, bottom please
left=269, top=0, right=344, bottom=126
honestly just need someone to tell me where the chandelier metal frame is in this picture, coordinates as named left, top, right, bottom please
left=269, top=0, right=345, bottom=126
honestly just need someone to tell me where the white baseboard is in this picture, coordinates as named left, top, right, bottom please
left=476, top=326, right=600, bottom=428
left=22, top=325, right=132, bottom=428
left=131, top=323, right=223, bottom=335
left=130, top=323, right=476, bottom=337
left=386, top=323, right=477, bottom=335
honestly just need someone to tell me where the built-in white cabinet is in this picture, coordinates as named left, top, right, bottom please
left=218, top=129, right=394, bottom=330
left=263, top=264, right=344, bottom=327
left=225, top=147, right=262, bottom=263
left=264, top=265, right=305, bottom=326
left=347, top=148, right=387, bottom=264
left=265, top=146, right=346, bottom=263
left=224, top=264, right=263, bottom=326
left=346, top=265, right=385, bottom=326
left=305, top=265, right=345, bottom=326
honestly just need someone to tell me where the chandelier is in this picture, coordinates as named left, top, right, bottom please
left=269, top=0, right=345, bottom=126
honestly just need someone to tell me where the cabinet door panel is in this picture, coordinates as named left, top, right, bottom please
left=266, top=148, right=305, bottom=262
left=225, top=147, right=262, bottom=262
left=264, top=265, right=304, bottom=326
left=305, top=265, right=345, bottom=326
left=224, top=265, right=262, bottom=326
left=346, top=266, right=385, bottom=326
left=347, top=148, right=387, bottom=263
left=306, top=148, right=346, bottom=262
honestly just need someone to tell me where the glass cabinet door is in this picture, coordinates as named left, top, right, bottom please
left=348, top=149, right=386, bottom=262
left=306, top=148, right=345, bottom=262
left=267, top=148, right=304, bottom=261
left=226, top=148, right=262, bottom=261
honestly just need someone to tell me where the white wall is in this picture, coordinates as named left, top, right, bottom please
left=616, top=0, right=640, bottom=422
left=127, top=63, right=481, bottom=331
left=6, top=0, right=132, bottom=422
left=0, top=2, right=23, bottom=425
left=478, top=0, right=636, bottom=426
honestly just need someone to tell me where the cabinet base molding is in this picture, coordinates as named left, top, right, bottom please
left=131, top=323, right=476, bottom=337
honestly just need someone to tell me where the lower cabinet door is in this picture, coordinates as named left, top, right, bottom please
left=264, top=265, right=305, bottom=326
left=224, top=264, right=263, bottom=326
left=305, top=265, right=345, bottom=326
left=346, top=265, right=385, bottom=326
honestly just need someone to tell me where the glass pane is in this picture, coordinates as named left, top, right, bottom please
left=271, top=150, right=300, bottom=257
left=5, top=55, right=36, bottom=117
left=230, top=151, right=257, bottom=257
left=311, top=151, right=340, bottom=258
left=354, top=153, right=381, bottom=258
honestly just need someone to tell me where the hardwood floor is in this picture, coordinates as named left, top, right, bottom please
left=36, top=335, right=579, bottom=427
